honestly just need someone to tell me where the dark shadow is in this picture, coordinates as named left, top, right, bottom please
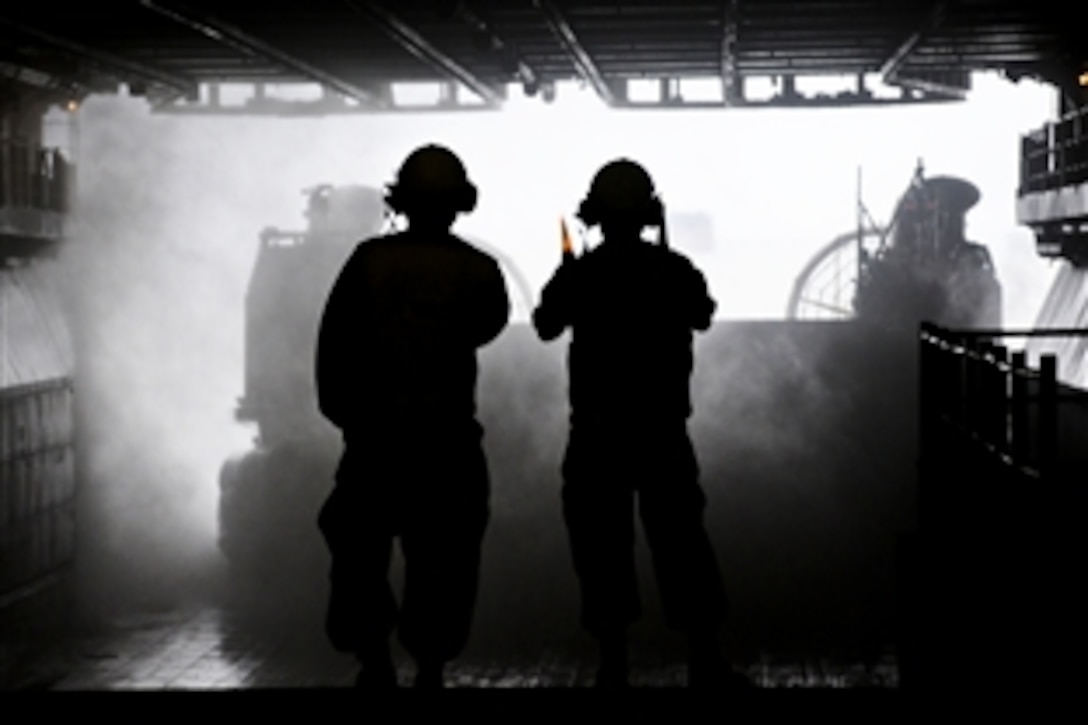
left=313, top=144, right=509, bottom=689
left=532, top=158, right=750, bottom=691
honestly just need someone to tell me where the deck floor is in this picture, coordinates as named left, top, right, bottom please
left=2, top=598, right=898, bottom=692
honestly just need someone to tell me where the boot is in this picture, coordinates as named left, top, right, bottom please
left=413, top=659, right=446, bottom=689
left=594, top=632, right=630, bottom=688
left=355, top=641, right=398, bottom=689
left=686, top=631, right=753, bottom=690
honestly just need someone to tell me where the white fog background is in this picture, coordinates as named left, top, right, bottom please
left=47, top=72, right=1059, bottom=605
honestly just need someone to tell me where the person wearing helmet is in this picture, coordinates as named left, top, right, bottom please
left=533, top=159, right=741, bottom=688
left=314, top=144, right=510, bottom=688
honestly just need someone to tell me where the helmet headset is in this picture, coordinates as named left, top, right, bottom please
left=384, top=144, right=478, bottom=217
left=576, top=158, right=668, bottom=246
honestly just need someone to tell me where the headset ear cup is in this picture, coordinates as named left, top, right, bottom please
left=383, top=184, right=397, bottom=215
left=576, top=195, right=661, bottom=227
left=577, top=196, right=597, bottom=227
left=383, top=181, right=476, bottom=215
left=460, top=181, right=478, bottom=213
left=647, top=195, right=664, bottom=226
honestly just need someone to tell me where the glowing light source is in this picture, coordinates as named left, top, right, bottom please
left=66, top=99, right=79, bottom=112
left=1079, top=71, right=1088, bottom=87
left=560, top=217, right=574, bottom=256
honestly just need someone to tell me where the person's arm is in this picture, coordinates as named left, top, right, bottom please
left=532, top=259, right=577, bottom=341
left=314, top=248, right=363, bottom=428
left=683, top=258, right=716, bottom=331
left=474, top=258, right=511, bottom=347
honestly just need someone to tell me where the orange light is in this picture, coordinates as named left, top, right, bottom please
left=66, top=99, right=79, bottom=112
left=560, top=217, right=574, bottom=255
left=1080, top=71, right=1088, bottom=87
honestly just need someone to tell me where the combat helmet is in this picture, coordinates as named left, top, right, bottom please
left=577, top=158, right=662, bottom=227
left=384, top=144, right=478, bottom=216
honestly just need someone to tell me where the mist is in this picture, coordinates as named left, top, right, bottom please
left=53, top=73, right=1059, bottom=648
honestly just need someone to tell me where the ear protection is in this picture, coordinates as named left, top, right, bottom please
left=577, top=192, right=663, bottom=229
left=384, top=177, right=477, bottom=215
left=384, top=144, right=478, bottom=216
left=576, top=159, right=664, bottom=230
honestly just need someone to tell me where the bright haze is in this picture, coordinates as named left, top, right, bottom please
left=54, top=71, right=1057, bottom=615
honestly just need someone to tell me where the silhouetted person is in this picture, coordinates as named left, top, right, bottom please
left=533, top=159, right=739, bottom=688
left=315, top=144, right=509, bottom=688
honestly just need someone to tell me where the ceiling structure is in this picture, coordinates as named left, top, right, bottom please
left=0, top=1, right=1083, bottom=115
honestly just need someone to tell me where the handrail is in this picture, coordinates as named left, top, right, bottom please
left=1018, top=105, right=1088, bottom=194
left=918, top=322, right=1087, bottom=484
left=0, top=139, right=70, bottom=213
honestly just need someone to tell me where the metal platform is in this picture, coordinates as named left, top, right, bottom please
left=1, top=593, right=897, bottom=692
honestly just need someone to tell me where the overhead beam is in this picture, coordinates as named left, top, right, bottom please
left=455, top=3, right=539, bottom=91
left=0, top=14, right=198, bottom=97
left=721, top=0, right=741, bottom=105
left=613, top=92, right=958, bottom=111
left=138, top=1, right=383, bottom=107
left=347, top=1, right=503, bottom=107
left=880, top=2, right=947, bottom=81
left=891, top=74, right=967, bottom=98
left=0, top=59, right=84, bottom=95
left=533, top=0, right=615, bottom=105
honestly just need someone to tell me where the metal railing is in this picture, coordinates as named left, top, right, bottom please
left=0, top=139, right=70, bottom=213
left=922, top=325, right=1055, bottom=474
left=0, top=377, right=76, bottom=600
left=921, top=323, right=1088, bottom=466
left=903, top=322, right=1087, bottom=693
left=1020, top=105, right=1088, bottom=194
left=918, top=322, right=1088, bottom=530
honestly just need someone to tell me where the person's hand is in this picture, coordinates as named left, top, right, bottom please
left=548, top=254, right=578, bottom=298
